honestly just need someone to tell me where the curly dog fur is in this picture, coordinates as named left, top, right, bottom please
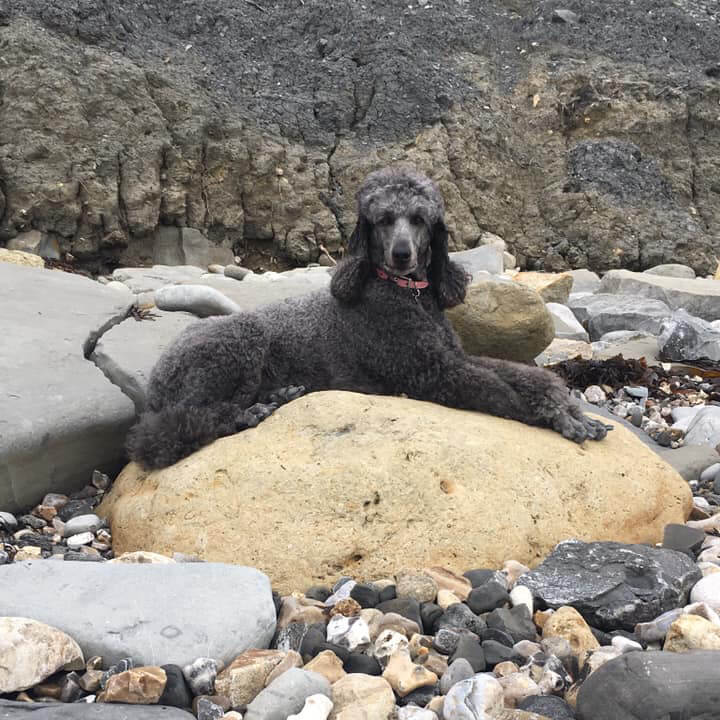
left=127, top=167, right=607, bottom=469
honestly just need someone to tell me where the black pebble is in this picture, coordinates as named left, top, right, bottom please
left=518, top=695, right=576, bottom=720
left=486, top=606, right=536, bottom=643
left=306, top=585, right=332, bottom=602
left=299, top=626, right=326, bottom=660
left=590, top=626, right=613, bottom=646
left=344, top=653, right=381, bottom=675
left=160, top=664, right=192, bottom=708
left=436, top=603, right=485, bottom=635
left=463, top=569, right=496, bottom=588
left=450, top=635, right=486, bottom=672
left=396, top=684, right=439, bottom=707
left=58, top=499, right=94, bottom=522
left=350, top=583, right=380, bottom=608
left=378, top=584, right=397, bottom=602
left=466, top=580, right=509, bottom=614
left=321, top=642, right=349, bottom=662
left=375, top=597, right=422, bottom=630
left=420, top=602, right=444, bottom=635
left=478, top=627, right=515, bottom=647
left=662, top=524, right=706, bottom=558
left=482, top=640, right=522, bottom=668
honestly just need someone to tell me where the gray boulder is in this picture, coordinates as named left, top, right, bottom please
left=568, top=294, right=671, bottom=341
left=599, top=269, right=720, bottom=322
left=244, top=669, right=331, bottom=720
left=546, top=302, right=589, bottom=342
left=0, top=264, right=135, bottom=512
left=591, top=330, right=659, bottom=362
left=658, top=309, right=720, bottom=362
left=576, top=651, right=720, bottom=720
left=0, top=561, right=276, bottom=667
left=517, top=539, right=701, bottom=630
left=643, top=263, right=696, bottom=279
left=0, top=702, right=193, bottom=720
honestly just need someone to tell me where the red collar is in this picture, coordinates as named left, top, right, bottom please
left=375, top=267, right=430, bottom=290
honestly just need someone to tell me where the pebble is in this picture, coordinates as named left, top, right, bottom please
left=63, top=513, right=103, bottom=537
left=349, top=582, right=380, bottom=608
left=159, top=664, right=192, bottom=708
left=437, top=589, right=462, bottom=609
left=381, top=651, right=438, bottom=697
left=0, top=511, right=19, bottom=531
left=498, top=672, right=541, bottom=708
left=450, top=634, right=486, bottom=672
left=509, top=585, right=534, bottom=615
left=244, top=669, right=330, bottom=720
left=690, top=572, right=720, bottom=611
left=467, top=580, right=509, bottom=613
left=303, top=650, right=345, bottom=684
left=664, top=614, right=720, bottom=651
left=195, top=698, right=225, bottom=720
left=486, top=606, right=537, bottom=643
left=342, top=653, right=381, bottom=675
left=183, top=658, right=218, bottom=696
left=215, top=649, right=287, bottom=707
left=542, top=606, right=599, bottom=670
left=422, top=567, right=472, bottom=600
left=66, top=531, right=94, bottom=549
left=463, top=569, right=497, bottom=588
left=397, top=708, right=438, bottom=720
left=287, top=693, right=333, bottom=720
left=325, top=615, right=370, bottom=651
left=443, top=674, right=504, bottom=720
left=330, top=674, right=395, bottom=718
left=99, top=666, right=167, bottom=703
left=373, top=629, right=410, bottom=668
left=395, top=571, right=438, bottom=604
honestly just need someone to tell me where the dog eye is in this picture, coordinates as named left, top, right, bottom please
left=378, top=214, right=394, bottom=226
left=410, top=214, right=424, bottom=226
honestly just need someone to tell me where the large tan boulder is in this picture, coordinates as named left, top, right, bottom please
left=101, top=392, right=692, bottom=592
left=0, top=248, right=44, bottom=268
left=447, top=280, right=554, bottom=362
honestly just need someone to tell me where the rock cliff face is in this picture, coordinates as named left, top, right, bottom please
left=1, top=1, right=718, bottom=272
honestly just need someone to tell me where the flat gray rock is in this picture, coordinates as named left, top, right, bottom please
left=568, top=293, right=671, bottom=341
left=0, top=265, right=135, bottom=512
left=0, top=702, right=193, bottom=720
left=244, top=669, right=331, bottom=720
left=0, top=561, right=276, bottom=667
left=568, top=269, right=601, bottom=294
left=591, top=330, right=660, bottom=362
left=684, top=406, right=720, bottom=448
left=112, top=266, right=206, bottom=293
left=451, top=246, right=504, bottom=276
left=91, top=311, right=197, bottom=412
left=600, top=269, right=720, bottom=322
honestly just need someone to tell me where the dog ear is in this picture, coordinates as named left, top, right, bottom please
left=429, top=219, right=469, bottom=309
left=330, top=215, right=371, bottom=304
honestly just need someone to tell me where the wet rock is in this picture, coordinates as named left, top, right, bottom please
left=0, top=617, right=84, bottom=693
left=518, top=539, right=701, bottom=630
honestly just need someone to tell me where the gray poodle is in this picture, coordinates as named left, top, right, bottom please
left=127, top=167, right=608, bottom=469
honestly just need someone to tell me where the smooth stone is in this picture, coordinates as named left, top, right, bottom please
left=436, top=603, right=485, bottom=635
left=66, top=532, right=94, bottom=549
left=158, top=665, right=192, bottom=709
left=244, top=669, right=330, bottom=720
left=449, top=635, right=486, bottom=673
left=154, top=284, right=241, bottom=317
left=422, top=567, right=472, bottom=601
left=287, top=693, right=333, bottom=720
left=350, top=583, right=380, bottom=608
left=439, top=657, right=474, bottom=694
left=689, top=573, right=720, bottom=611
left=395, top=571, right=438, bottom=604
left=397, top=708, right=437, bottom=720
left=325, top=616, right=370, bottom=652
left=486, top=606, right=537, bottom=643
left=0, top=617, right=84, bottom=693
left=99, top=666, right=167, bottom=704
left=373, top=630, right=410, bottom=668
left=62, top=514, right=103, bottom=537
left=699, top=462, right=720, bottom=482
left=0, top=512, right=18, bottom=532
left=463, top=569, right=498, bottom=588
left=684, top=406, right=720, bottom=448
left=443, top=674, right=504, bottom=719
left=467, top=581, right=509, bottom=614
left=342, top=653, right=382, bottom=676
left=509, top=586, right=534, bottom=616
left=482, top=640, right=522, bottom=668
left=224, top=266, right=253, bottom=281
left=452, top=245, right=504, bottom=276
left=576, top=651, right=720, bottom=719
left=330, top=674, right=395, bottom=718
left=420, top=603, right=444, bottom=635
left=376, top=598, right=423, bottom=631
left=182, top=658, right=218, bottom=697
left=518, top=539, right=701, bottom=630
left=568, top=269, right=601, bottom=294
left=303, top=650, right=345, bottom=685
left=0, top=562, right=275, bottom=667
left=663, top=614, right=720, bottom=651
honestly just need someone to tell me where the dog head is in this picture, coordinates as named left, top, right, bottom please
left=331, top=166, right=468, bottom=308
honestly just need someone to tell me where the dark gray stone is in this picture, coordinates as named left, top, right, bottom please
left=375, top=597, right=422, bottom=630
left=518, top=539, right=702, bottom=630
left=0, top=264, right=135, bottom=512
left=518, top=695, right=575, bottom=720
left=0, top=702, right=193, bottom=720
left=0, top=561, right=275, bottom=667
left=343, top=653, right=381, bottom=675
left=272, top=623, right=308, bottom=653
left=463, top=569, right=497, bottom=588
left=662, top=523, right=706, bottom=557
left=658, top=309, right=720, bottom=363
left=466, top=580, right=509, bottom=614
left=450, top=635, right=486, bottom=672
left=440, top=658, right=474, bottom=694
left=159, top=665, right=192, bottom=708
left=576, top=651, right=720, bottom=720
left=350, top=582, right=380, bottom=608
left=436, top=603, right=485, bottom=635
left=485, top=606, right=537, bottom=643
left=482, top=640, right=522, bottom=668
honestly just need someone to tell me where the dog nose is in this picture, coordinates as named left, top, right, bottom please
left=392, top=244, right=412, bottom=263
